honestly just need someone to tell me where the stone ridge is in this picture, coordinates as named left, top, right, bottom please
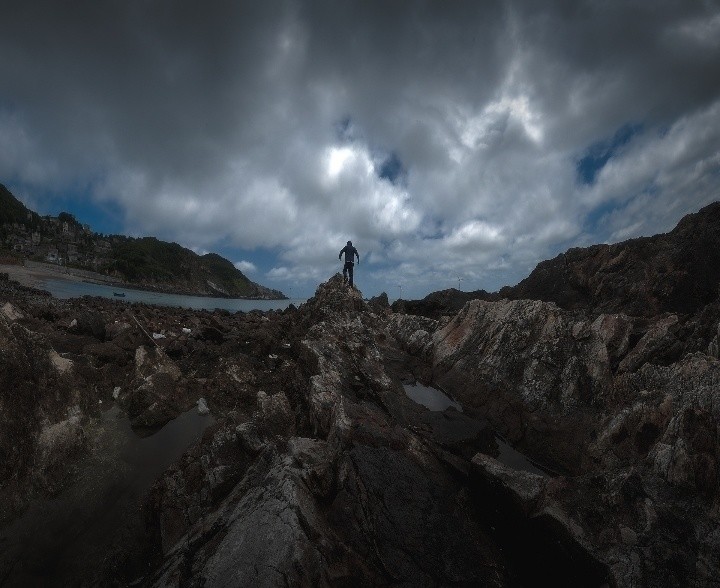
left=2, top=271, right=720, bottom=586
left=502, top=201, right=720, bottom=316
left=396, top=200, right=720, bottom=319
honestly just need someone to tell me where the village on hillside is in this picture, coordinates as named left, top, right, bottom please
left=1, top=211, right=116, bottom=271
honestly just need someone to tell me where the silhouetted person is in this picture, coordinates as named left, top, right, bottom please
left=339, top=240, right=360, bottom=287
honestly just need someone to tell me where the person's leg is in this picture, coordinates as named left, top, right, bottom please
left=342, top=262, right=348, bottom=282
left=348, top=263, right=354, bottom=287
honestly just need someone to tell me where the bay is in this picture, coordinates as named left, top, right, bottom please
left=40, top=277, right=305, bottom=312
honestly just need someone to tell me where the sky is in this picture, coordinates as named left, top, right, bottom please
left=2, top=0, right=720, bottom=300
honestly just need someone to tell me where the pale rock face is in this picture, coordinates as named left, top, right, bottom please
left=49, top=349, right=73, bottom=374
left=386, top=313, right=438, bottom=359
left=255, top=390, right=295, bottom=438
left=431, top=298, right=614, bottom=422
left=1, top=302, right=24, bottom=322
left=589, top=313, right=632, bottom=362
left=707, top=321, right=720, bottom=358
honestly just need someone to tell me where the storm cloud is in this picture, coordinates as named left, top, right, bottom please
left=2, top=0, right=720, bottom=297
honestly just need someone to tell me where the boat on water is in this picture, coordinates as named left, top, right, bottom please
left=113, top=292, right=126, bottom=297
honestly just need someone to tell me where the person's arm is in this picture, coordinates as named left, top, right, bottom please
left=356, top=250, right=360, bottom=264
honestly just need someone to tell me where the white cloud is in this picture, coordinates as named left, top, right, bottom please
left=234, top=260, right=257, bottom=274
left=1, top=0, right=719, bottom=298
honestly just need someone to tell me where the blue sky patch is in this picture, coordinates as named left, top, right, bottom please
left=577, top=123, right=643, bottom=185
left=11, top=181, right=126, bottom=237
left=378, top=152, right=405, bottom=185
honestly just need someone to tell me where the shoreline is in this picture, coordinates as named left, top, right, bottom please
left=0, top=262, right=96, bottom=291
left=0, top=262, right=287, bottom=301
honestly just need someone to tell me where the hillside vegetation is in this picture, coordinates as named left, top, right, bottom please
left=0, top=185, right=32, bottom=226
left=105, top=237, right=263, bottom=297
left=0, top=183, right=285, bottom=299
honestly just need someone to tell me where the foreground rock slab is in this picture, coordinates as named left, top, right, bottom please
left=4, top=270, right=718, bottom=586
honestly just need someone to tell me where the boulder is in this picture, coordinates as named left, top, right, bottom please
left=68, top=310, right=106, bottom=340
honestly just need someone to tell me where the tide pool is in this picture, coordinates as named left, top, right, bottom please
left=40, top=278, right=304, bottom=312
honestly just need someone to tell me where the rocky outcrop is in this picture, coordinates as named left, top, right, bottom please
left=399, top=201, right=720, bottom=320
left=146, top=275, right=536, bottom=586
left=0, top=277, right=298, bottom=584
left=421, top=294, right=720, bottom=586
left=501, top=202, right=720, bottom=316
left=3, top=259, right=720, bottom=587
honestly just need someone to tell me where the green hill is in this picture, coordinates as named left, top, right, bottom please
left=0, top=183, right=286, bottom=299
left=104, top=236, right=279, bottom=298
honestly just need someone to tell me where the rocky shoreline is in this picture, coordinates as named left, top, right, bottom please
left=1, top=269, right=719, bottom=586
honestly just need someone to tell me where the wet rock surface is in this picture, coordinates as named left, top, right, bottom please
left=1, top=264, right=719, bottom=586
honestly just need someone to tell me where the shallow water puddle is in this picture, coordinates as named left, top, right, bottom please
left=403, top=383, right=551, bottom=477
left=494, top=435, right=551, bottom=477
left=0, top=404, right=213, bottom=585
left=404, top=382, right=463, bottom=412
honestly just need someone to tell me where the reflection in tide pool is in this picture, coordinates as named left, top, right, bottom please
left=404, top=383, right=463, bottom=412
left=494, top=435, right=551, bottom=477
left=39, top=277, right=305, bottom=312
left=0, top=404, right=213, bottom=585
left=403, top=383, right=552, bottom=477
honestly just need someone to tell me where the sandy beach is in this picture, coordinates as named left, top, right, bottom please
left=0, top=261, right=114, bottom=290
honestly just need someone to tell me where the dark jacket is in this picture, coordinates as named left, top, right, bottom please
left=339, top=244, right=359, bottom=264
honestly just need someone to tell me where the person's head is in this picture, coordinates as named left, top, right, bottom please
left=347, top=240, right=352, bottom=246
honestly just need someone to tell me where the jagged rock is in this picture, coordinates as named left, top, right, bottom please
left=471, top=453, right=546, bottom=515
left=394, top=203, right=720, bottom=320
left=121, top=346, right=189, bottom=429
left=0, top=302, right=101, bottom=526
left=4, top=220, right=720, bottom=588
left=68, top=309, right=106, bottom=340
left=707, top=320, right=720, bottom=358
left=589, top=313, right=632, bottom=364
left=392, top=287, right=494, bottom=319
left=255, top=391, right=295, bottom=438
left=32, top=406, right=87, bottom=493
left=617, top=314, right=679, bottom=372
left=144, top=278, right=516, bottom=587
left=197, top=397, right=210, bottom=415
left=386, top=313, right=437, bottom=360
left=432, top=298, right=614, bottom=470
left=367, top=291, right=389, bottom=313
left=497, top=201, right=720, bottom=317
left=424, top=295, right=720, bottom=586
left=1, top=301, right=24, bottom=321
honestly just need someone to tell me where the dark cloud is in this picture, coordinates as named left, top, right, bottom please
left=1, top=0, right=719, bottom=297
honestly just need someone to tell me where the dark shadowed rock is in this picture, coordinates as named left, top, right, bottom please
left=367, top=291, right=389, bottom=313
left=391, top=287, right=495, bottom=319
left=68, top=309, right=106, bottom=340
left=499, top=201, right=720, bottom=317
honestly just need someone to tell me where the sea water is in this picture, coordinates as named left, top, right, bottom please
left=403, top=383, right=550, bottom=477
left=39, top=277, right=305, bottom=312
left=404, top=382, right=463, bottom=412
left=0, top=405, right=214, bottom=585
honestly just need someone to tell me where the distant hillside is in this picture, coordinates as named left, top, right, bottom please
left=396, top=201, right=720, bottom=318
left=0, top=183, right=286, bottom=299
left=105, top=237, right=283, bottom=298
